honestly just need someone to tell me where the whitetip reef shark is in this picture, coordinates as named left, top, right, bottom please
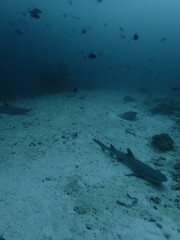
left=93, top=139, right=167, bottom=183
left=0, top=102, right=31, bottom=115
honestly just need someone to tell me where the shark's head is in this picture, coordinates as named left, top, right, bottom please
left=146, top=170, right=167, bottom=183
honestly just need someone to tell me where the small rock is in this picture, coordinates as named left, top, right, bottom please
left=120, top=111, right=138, bottom=121
left=85, top=223, right=92, bottom=230
left=123, top=96, right=135, bottom=102
left=74, top=205, right=87, bottom=214
left=151, top=133, right=174, bottom=152
left=150, top=196, right=161, bottom=204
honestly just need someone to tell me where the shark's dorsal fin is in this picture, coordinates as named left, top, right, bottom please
left=110, top=144, right=115, bottom=150
left=127, top=148, right=134, bottom=158
left=110, top=144, right=115, bottom=156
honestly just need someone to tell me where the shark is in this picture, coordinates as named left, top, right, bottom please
left=93, top=139, right=167, bottom=183
left=0, top=102, right=31, bottom=115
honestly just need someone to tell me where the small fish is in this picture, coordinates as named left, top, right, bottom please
left=171, top=87, right=179, bottom=92
left=8, top=20, right=14, bottom=26
left=29, top=11, right=40, bottom=19
left=16, top=29, right=23, bottom=34
left=72, top=16, right=80, bottom=20
left=133, top=33, right=139, bottom=40
left=160, top=37, right=167, bottom=42
left=68, top=0, right=72, bottom=6
left=73, top=87, right=78, bottom=93
left=81, top=29, right=87, bottom=34
left=119, top=26, right=124, bottom=31
left=97, top=0, right=103, bottom=3
left=29, top=8, right=42, bottom=19
left=88, top=53, right=96, bottom=59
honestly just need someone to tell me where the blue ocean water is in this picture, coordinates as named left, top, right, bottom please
left=1, top=2, right=180, bottom=240
left=0, top=0, right=180, bottom=98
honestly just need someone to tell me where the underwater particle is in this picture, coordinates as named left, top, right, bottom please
left=88, top=52, right=96, bottom=59
left=97, top=0, right=103, bottom=3
left=151, top=133, right=174, bottom=152
left=133, top=33, right=139, bottom=40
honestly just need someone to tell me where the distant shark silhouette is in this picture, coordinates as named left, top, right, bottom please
left=0, top=102, right=31, bottom=115
left=93, top=139, right=167, bottom=183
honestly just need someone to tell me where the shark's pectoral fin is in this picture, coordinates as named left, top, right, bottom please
left=125, top=172, right=140, bottom=178
left=127, top=148, right=134, bottom=158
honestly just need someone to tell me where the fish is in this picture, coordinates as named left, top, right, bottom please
left=29, top=11, right=40, bottom=19
left=81, top=29, right=87, bottom=34
left=16, top=29, right=23, bottom=35
left=171, top=86, right=179, bottom=92
left=133, top=33, right=139, bottom=40
left=29, top=8, right=42, bottom=19
left=119, top=26, right=124, bottom=31
left=8, top=20, right=14, bottom=26
left=0, top=102, right=31, bottom=115
left=72, top=16, right=81, bottom=20
left=88, top=53, right=96, bottom=59
left=160, top=37, right=167, bottom=42
left=93, top=139, right=167, bottom=183
left=68, top=0, right=72, bottom=6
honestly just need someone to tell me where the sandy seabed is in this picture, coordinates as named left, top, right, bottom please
left=0, top=89, right=179, bottom=240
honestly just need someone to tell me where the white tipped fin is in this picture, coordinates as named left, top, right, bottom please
left=127, top=148, right=134, bottom=158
